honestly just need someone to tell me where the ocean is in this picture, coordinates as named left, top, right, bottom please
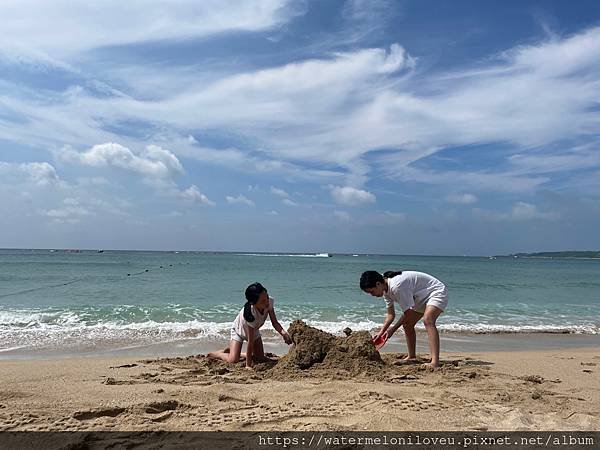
left=1, top=249, right=598, bottom=358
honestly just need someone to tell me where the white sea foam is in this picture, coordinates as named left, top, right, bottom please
left=235, top=253, right=331, bottom=258
left=437, top=323, right=599, bottom=334
left=0, top=307, right=598, bottom=354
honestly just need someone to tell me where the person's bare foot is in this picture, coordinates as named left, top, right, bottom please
left=395, top=356, right=419, bottom=365
left=420, top=362, right=440, bottom=371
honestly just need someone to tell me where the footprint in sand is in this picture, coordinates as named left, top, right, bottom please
left=144, top=400, right=180, bottom=414
left=72, top=407, right=126, bottom=421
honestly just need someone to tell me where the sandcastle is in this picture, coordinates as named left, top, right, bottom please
left=263, top=320, right=387, bottom=379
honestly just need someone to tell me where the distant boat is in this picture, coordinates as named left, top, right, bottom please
left=352, top=254, right=359, bottom=257
left=315, top=253, right=332, bottom=257
left=97, top=249, right=104, bottom=253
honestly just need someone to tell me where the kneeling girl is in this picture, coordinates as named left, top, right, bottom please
left=208, top=282, right=292, bottom=368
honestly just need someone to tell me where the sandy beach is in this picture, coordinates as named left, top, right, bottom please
left=0, top=324, right=598, bottom=433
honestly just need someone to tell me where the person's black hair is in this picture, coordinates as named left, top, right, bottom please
left=244, top=282, right=267, bottom=322
left=383, top=271, right=402, bottom=279
left=359, top=271, right=384, bottom=290
left=359, top=270, right=402, bottom=290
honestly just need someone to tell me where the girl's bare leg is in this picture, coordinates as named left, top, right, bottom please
left=401, top=309, right=423, bottom=361
left=254, top=337, right=265, bottom=358
left=422, top=305, right=443, bottom=367
left=207, top=340, right=243, bottom=363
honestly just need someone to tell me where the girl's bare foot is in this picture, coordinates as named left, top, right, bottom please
left=395, top=356, right=419, bottom=365
left=420, top=362, right=440, bottom=371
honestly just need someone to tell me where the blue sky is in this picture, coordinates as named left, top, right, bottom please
left=1, top=0, right=600, bottom=255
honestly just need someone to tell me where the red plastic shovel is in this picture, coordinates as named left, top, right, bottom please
left=372, top=333, right=388, bottom=351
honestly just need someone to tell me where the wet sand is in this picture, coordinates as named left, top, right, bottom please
left=0, top=326, right=598, bottom=432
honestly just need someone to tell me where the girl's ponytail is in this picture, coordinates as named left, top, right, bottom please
left=383, top=271, right=402, bottom=278
left=243, top=282, right=267, bottom=323
left=243, top=301, right=255, bottom=322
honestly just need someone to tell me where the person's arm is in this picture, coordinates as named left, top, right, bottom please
left=269, top=308, right=292, bottom=344
left=245, top=325, right=255, bottom=368
left=375, top=304, right=395, bottom=339
left=386, top=312, right=407, bottom=337
left=386, top=287, right=415, bottom=337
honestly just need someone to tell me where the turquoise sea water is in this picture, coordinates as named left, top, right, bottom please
left=1, top=249, right=599, bottom=356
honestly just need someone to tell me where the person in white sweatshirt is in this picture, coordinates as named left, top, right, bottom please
left=360, top=270, right=448, bottom=368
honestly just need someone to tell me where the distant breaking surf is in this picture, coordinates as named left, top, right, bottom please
left=235, top=253, right=331, bottom=258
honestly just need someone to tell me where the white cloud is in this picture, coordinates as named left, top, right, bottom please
left=511, top=202, right=557, bottom=221
left=382, top=163, right=549, bottom=194
left=508, top=146, right=600, bottom=175
left=270, top=186, right=290, bottom=198
left=447, top=193, right=478, bottom=204
left=330, top=186, right=376, bottom=206
left=58, top=143, right=184, bottom=178
left=268, top=210, right=279, bottom=216
left=0, top=161, right=60, bottom=186
left=180, top=185, right=215, bottom=206
left=41, top=205, right=92, bottom=224
left=2, top=22, right=600, bottom=199
left=282, top=198, right=297, bottom=207
left=76, top=177, right=111, bottom=187
left=226, top=194, right=255, bottom=207
left=0, top=0, right=297, bottom=57
left=473, top=202, right=558, bottom=222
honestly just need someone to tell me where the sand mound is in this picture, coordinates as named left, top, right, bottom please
left=264, top=320, right=384, bottom=379
left=136, top=322, right=463, bottom=383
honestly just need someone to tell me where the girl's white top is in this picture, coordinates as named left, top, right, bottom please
left=383, top=272, right=446, bottom=312
left=232, top=296, right=274, bottom=336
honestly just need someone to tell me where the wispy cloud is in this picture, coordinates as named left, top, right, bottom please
left=1, top=3, right=600, bottom=253
left=0, top=0, right=297, bottom=57
left=473, top=202, right=559, bottom=222
left=226, top=194, right=255, bottom=207
left=270, top=186, right=290, bottom=198
left=447, top=193, right=478, bottom=204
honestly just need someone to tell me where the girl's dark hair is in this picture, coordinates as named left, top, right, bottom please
left=359, top=270, right=402, bottom=290
left=244, top=282, right=267, bottom=322
left=383, top=271, right=402, bottom=279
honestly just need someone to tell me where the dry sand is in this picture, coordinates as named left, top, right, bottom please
left=0, top=322, right=598, bottom=432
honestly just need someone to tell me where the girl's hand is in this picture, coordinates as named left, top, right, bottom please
left=282, top=332, right=292, bottom=345
left=373, top=330, right=385, bottom=341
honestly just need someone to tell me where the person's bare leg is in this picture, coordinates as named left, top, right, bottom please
left=254, top=337, right=265, bottom=358
left=208, top=340, right=243, bottom=363
left=422, top=305, right=443, bottom=367
left=400, top=309, right=423, bottom=362
left=243, top=337, right=266, bottom=362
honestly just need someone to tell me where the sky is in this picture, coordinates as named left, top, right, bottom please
left=1, top=0, right=600, bottom=255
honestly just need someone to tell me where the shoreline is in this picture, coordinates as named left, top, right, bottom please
left=0, top=347, right=597, bottom=431
left=1, top=331, right=598, bottom=361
